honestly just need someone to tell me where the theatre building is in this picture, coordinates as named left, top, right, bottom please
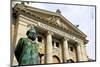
left=11, top=3, right=88, bottom=65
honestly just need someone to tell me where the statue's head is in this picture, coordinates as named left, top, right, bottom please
left=26, top=27, right=37, bottom=41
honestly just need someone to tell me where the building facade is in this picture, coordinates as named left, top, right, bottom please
left=11, top=3, right=88, bottom=65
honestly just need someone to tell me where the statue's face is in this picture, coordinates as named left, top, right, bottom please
left=26, top=29, right=37, bottom=41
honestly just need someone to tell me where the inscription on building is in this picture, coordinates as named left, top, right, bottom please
left=37, top=21, right=82, bottom=42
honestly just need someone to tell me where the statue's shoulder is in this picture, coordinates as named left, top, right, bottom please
left=19, top=38, right=28, bottom=42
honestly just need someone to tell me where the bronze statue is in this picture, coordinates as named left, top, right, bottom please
left=14, top=27, right=39, bottom=66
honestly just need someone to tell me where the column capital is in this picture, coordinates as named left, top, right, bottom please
left=47, top=31, right=54, bottom=36
left=77, top=41, right=84, bottom=46
left=63, top=37, right=69, bottom=41
left=80, top=44, right=86, bottom=47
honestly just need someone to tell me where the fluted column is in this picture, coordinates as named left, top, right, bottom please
left=77, top=42, right=83, bottom=61
left=63, top=37, right=70, bottom=62
left=46, top=31, right=53, bottom=63
left=81, top=45, right=88, bottom=61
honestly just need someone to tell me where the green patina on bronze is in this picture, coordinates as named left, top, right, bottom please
left=14, top=27, right=39, bottom=65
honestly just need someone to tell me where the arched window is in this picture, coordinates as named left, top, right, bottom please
left=67, top=59, right=74, bottom=63
left=53, top=55, right=60, bottom=63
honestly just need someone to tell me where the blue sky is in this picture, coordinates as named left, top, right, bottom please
left=13, top=2, right=96, bottom=60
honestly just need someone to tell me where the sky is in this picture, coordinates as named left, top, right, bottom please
left=12, top=2, right=96, bottom=60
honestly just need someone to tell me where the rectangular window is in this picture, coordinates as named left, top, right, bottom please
left=38, top=36, right=42, bottom=43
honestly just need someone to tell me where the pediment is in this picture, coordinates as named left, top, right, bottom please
left=13, top=4, right=87, bottom=38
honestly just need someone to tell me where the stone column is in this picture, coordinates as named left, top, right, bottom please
left=81, top=45, right=88, bottom=61
left=45, top=31, right=53, bottom=63
left=77, top=42, right=83, bottom=61
left=63, top=37, right=70, bottom=62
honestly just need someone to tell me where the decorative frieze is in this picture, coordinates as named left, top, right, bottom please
left=19, top=14, right=85, bottom=44
left=37, top=21, right=83, bottom=43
